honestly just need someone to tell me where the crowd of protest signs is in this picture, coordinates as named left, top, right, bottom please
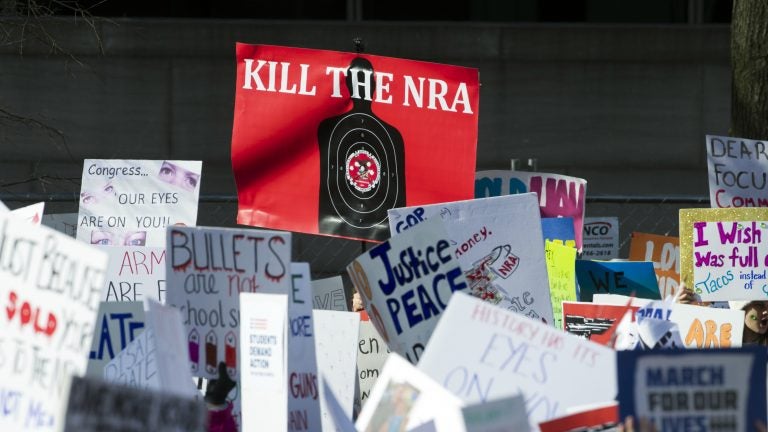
left=4, top=43, right=768, bottom=432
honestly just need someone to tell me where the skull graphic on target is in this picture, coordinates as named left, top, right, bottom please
left=317, top=57, right=406, bottom=241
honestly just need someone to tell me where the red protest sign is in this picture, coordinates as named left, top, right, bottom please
left=231, top=44, right=479, bottom=241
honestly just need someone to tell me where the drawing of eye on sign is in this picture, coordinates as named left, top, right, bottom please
left=347, top=218, right=469, bottom=365
left=679, top=208, right=768, bottom=301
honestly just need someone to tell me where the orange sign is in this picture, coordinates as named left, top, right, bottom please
left=628, top=232, right=680, bottom=298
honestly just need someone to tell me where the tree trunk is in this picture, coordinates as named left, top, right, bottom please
left=732, top=0, right=768, bottom=139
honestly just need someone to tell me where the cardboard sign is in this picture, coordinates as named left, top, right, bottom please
left=546, top=240, right=577, bottom=330
left=562, top=302, right=640, bottom=346
left=538, top=404, right=618, bottom=432
left=86, top=301, right=145, bottom=377
left=312, top=276, right=348, bottom=311
left=418, top=293, right=617, bottom=427
left=707, top=135, right=768, bottom=209
left=475, top=171, right=587, bottom=250
left=61, top=375, right=207, bottom=432
left=575, top=260, right=660, bottom=302
left=462, top=394, right=530, bottom=432
left=581, top=217, right=619, bottom=260
left=0, top=213, right=108, bottom=431
left=102, top=246, right=166, bottom=303
left=166, top=226, right=291, bottom=379
left=288, top=263, right=322, bottom=432
left=685, top=213, right=768, bottom=301
left=356, top=318, right=390, bottom=409
left=347, top=218, right=469, bottom=363
left=629, top=232, right=680, bottom=299
left=617, top=347, right=767, bottom=431
left=103, top=329, right=161, bottom=391
left=389, top=193, right=555, bottom=325
left=314, top=310, right=361, bottom=432
left=240, top=293, right=289, bottom=431
left=232, top=44, right=479, bottom=242
left=42, top=212, right=78, bottom=237
left=356, top=354, right=465, bottom=432
left=541, top=217, right=576, bottom=249
left=145, top=300, right=198, bottom=397
left=636, top=302, right=744, bottom=349
left=10, top=202, right=44, bottom=225
left=76, top=159, right=202, bottom=247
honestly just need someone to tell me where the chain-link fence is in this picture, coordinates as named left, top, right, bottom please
left=0, top=193, right=712, bottom=279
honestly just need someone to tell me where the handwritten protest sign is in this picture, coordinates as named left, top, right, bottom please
left=103, top=329, right=160, bottom=391
left=357, top=318, right=390, bottom=409
left=102, top=246, right=166, bottom=303
left=312, top=276, right=348, bottom=311
left=575, top=260, right=660, bottom=302
left=546, top=240, right=577, bottom=329
left=635, top=302, right=744, bottom=349
left=10, top=202, right=44, bottom=226
left=86, top=301, right=145, bottom=377
left=581, top=217, right=619, bottom=260
left=42, top=212, right=78, bottom=237
left=629, top=232, right=680, bottom=299
left=418, top=292, right=616, bottom=428
left=288, top=263, right=322, bottom=432
left=76, top=159, right=202, bottom=247
left=389, top=193, right=554, bottom=325
left=562, top=302, right=640, bottom=346
left=314, top=309, right=360, bottom=432
left=348, top=218, right=469, bottom=363
left=680, top=208, right=768, bottom=301
left=707, top=135, right=768, bottom=209
left=0, top=212, right=108, bottom=431
left=166, top=226, right=291, bottom=379
left=357, top=353, right=465, bottom=432
left=232, top=44, right=479, bottom=242
left=475, top=171, right=587, bottom=250
left=61, top=375, right=207, bottom=432
left=541, top=217, right=576, bottom=248
left=617, top=347, right=767, bottom=431
left=538, top=404, right=618, bottom=432
left=145, top=299, right=198, bottom=397
left=240, top=293, right=288, bottom=431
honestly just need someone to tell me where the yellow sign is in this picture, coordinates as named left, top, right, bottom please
left=545, top=239, right=577, bottom=329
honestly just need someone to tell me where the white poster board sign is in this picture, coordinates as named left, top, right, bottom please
left=356, top=354, right=465, bottom=432
left=581, top=217, right=619, bottom=260
left=357, top=319, right=390, bottom=409
left=240, top=293, right=288, bottom=432
left=475, top=171, right=587, bottom=250
left=288, top=263, right=322, bottom=431
left=76, top=159, right=202, bottom=247
left=145, top=299, right=198, bottom=397
left=86, top=301, right=145, bottom=377
left=11, top=202, right=45, bottom=226
left=312, top=276, right=348, bottom=311
left=347, top=218, right=469, bottom=363
left=102, top=246, right=166, bottom=303
left=166, top=226, right=291, bottom=379
left=314, top=310, right=361, bottom=432
left=0, top=213, right=108, bottom=431
left=418, top=292, right=616, bottom=428
left=103, top=328, right=161, bottom=391
left=707, top=135, right=768, bottom=208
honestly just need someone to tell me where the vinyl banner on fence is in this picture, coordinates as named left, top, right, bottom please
left=0, top=213, right=108, bottom=432
left=617, top=347, right=767, bottom=432
left=232, top=43, right=480, bottom=242
left=629, top=232, right=680, bottom=299
left=76, top=159, right=202, bottom=247
left=347, top=218, right=469, bottom=363
left=679, top=208, right=768, bottom=300
left=707, top=135, right=768, bottom=209
left=475, top=170, right=587, bottom=250
left=166, top=226, right=291, bottom=379
left=581, top=217, right=619, bottom=260
left=418, top=292, right=617, bottom=428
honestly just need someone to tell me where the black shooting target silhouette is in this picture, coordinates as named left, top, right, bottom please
left=318, top=57, right=406, bottom=240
